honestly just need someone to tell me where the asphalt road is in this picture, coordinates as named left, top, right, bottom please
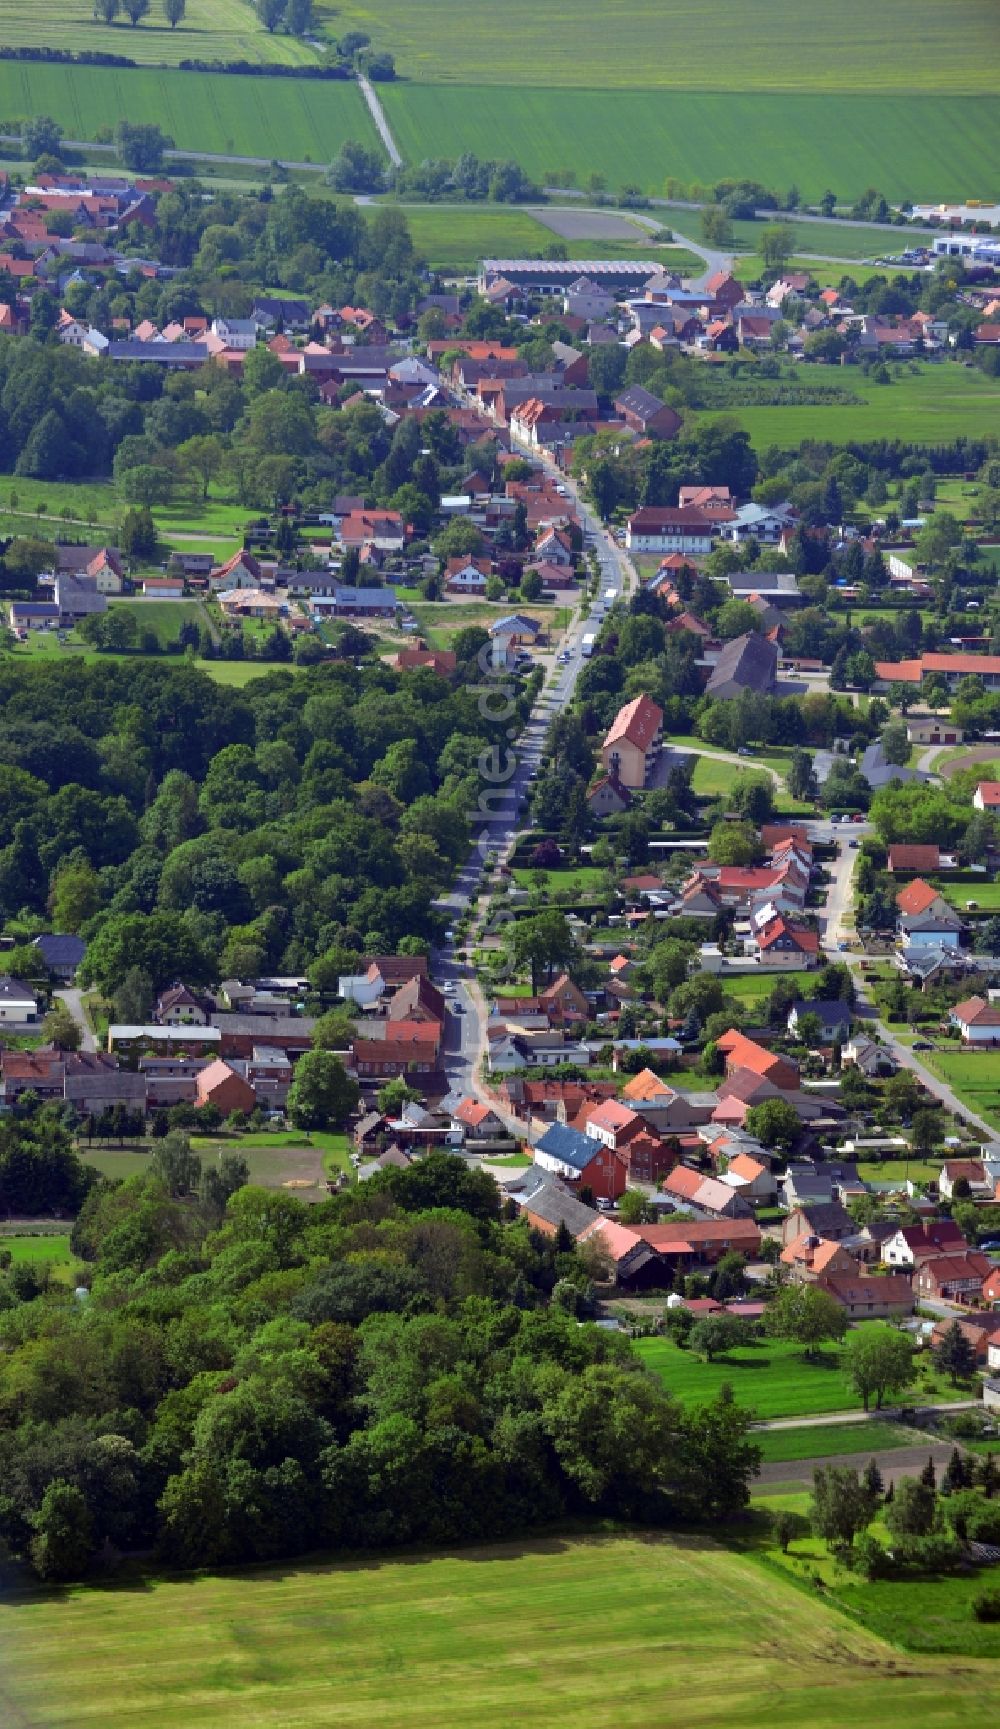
left=55, top=988, right=97, bottom=1053
left=435, top=471, right=633, bottom=1106
left=756, top=1440, right=960, bottom=1489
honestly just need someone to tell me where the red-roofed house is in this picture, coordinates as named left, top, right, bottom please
left=888, top=844, right=942, bottom=874
left=816, top=1273, right=913, bottom=1320
left=600, top=694, right=663, bottom=788
left=974, top=782, right=1000, bottom=811
left=752, top=917, right=820, bottom=966
left=950, top=997, right=1000, bottom=1044
left=195, top=1059, right=256, bottom=1114
left=716, top=1030, right=799, bottom=1090
left=896, top=878, right=951, bottom=920
left=452, top=1098, right=507, bottom=1139
left=914, top=1252, right=992, bottom=1303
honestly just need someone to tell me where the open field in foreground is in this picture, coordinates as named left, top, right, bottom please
left=0, top=63, right=377, bottom=161
left=3, top=1531, right=998, bottom=1728
left=0, top=0, right=317, bottom=65
left=718, top=363, right=1000, bottom=449
left=383, top=87, right=1000, bottom=204
left=336, top=0, right=998, bottom=91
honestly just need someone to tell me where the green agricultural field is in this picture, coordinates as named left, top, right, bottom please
left=339, top=0, right=997, bottom=92
left=0, top=63, right=379, bottom=161
left=717, top=363, right=1000, bottom=449
left=382, top=87, right=1000, bottom=204
left=755, top=1418, right=917, bottom=1464
left=635, top=1329, right=921, bottom=1420
left=0, top=0, right=317, bottom=66
left=79, top=1145, right=153, bottom=1181
left=3, top=1531, right=997, bottom=1728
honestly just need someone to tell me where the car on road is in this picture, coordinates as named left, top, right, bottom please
left=737, top=747, right=752, bottom=757
left=849, top=840, right=859, bottom=848
left=454, top=1003, right=464, bottom=1014
left=913, top=1040, right=933, bottom=1050
left=444, top=927, right=455, bottom=941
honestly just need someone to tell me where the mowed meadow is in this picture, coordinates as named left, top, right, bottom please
left=382, top=87, right=1000, bottom=204
left=0, top=63, right=378, bottom=161
left=0, top=0, right=317, bottom=65
left=2, top=1533, right=998, bottom=1729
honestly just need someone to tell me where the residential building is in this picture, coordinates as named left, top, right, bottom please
left=716, top=1029, right=799, bottom=1090
left=974, top=782, right=1000, bottom=812
left=532, top=1121, right=628, bottom=1202
left=874, top=654, right=1000, bottom=694
left=816, top=1274, right=913, bottom=1320
left=625, top=508, right=714, bottom=555
left=32, top=934, right=85, bottom=981
left=0, top=976, right=39, bottom=1024
left=882, top=1221, right=968, bottom=1268
left=194, top=1059, right=256, bottom=1115
left=600, top=694, right=663, bottom=788
left=950, top=997, right=1000, bottom=1044
left=704, top=632, right=778, bottom=700
left=781, top=1200, right=855, bottom=1244
left=586, top=775, right=633, bottom=817
left=787, top=1000, right=852, bottom=1041
left=914, top=1252, right=992, bottom=1303
left=613, top=385, right=682, bottom=439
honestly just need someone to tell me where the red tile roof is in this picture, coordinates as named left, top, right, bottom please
left=603, top=693, right=663, bottom=753
left=895, top=877, right=942, bottom=916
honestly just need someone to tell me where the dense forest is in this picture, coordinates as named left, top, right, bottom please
left=0, top=1151, right=760, bottom=1579
left=0, top=648, right=519, bottom=997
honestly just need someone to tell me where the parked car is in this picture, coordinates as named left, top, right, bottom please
left=913, top=1040, right=933, bottom=1050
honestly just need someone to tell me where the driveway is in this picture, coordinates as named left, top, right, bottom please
left=55, top=988, right=96, bottom=1052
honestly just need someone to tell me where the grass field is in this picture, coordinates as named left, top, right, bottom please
left=0, top=1232, right=78, bottom=1283
left=511, top=865, right=608, bottom=894
left=0, top=0, right=318, bottom=66
left=342, top=0, right=998, bottom=92
left=719, top=363, right=1000, bottom=449
left=3, top=1531, right=998, bottom=1728
left=0, top=63, right=378, bottom=161
left=924, top=1050, right=1000, bottom=1131
left=856, top=1158, right=941, bottom=1185
left=111, top=598, right=209, bottom=646
left=383, top=87, right=1000, bottom=204
left=666, top=207, right=934, bottom=263
left=755, top=1418, right=917, bottom=1464
left=721, top=970, right=813, bottom=1006
left=934, top=879, right=1000, bottom=911
left=754, top=1488, right=1000, bottom=1660
left=634, top=1329, right=946, bottom=1421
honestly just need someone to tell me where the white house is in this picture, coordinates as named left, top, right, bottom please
left=719, top=502, right=795, bottom=544
left=950, top=996, right=1000, bottom=1043
left=625, top=508, right=714, bottom=555
left=0, top=976, right=38, bottom=1023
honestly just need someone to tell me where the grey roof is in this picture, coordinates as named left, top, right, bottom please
left=793, top=1200, right=855, bottom=1235
left=252, top=296, right=311, bottom=323
left=327, top=585, right=398, bottom=608
left=518, top=1175, right=599, bottom=1237
left=534, top=1121, right=603, bottom=1172
left=860, top=740, right=931, bottom=789
left=614, top=383, right=667, bottom=420
left=705, top=631, right=778, bottom=698
left=108, top=340, right=207, bottom=363
left=210, top=1014, right=314, bottom=1038
left=791, top=999, right=852, bottom=1034
left=727, top=571, right=801, bottom=600
left=0, top=975, right=38, bottom=1006
left=33, top=934, right=86, bottom=969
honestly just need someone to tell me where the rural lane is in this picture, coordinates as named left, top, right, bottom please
left=55, top=988, right=97, bottom=1053
left=755, top=1399, right=979, bottom=1432
left=357, top=76, right=403, bottom=169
